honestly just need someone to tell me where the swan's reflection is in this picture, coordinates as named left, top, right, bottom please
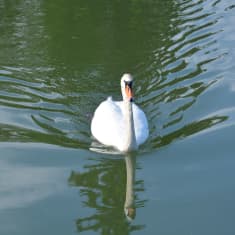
left=124, top=154, right=136, bottom=220
left=68, top=154, right=145, bottom=234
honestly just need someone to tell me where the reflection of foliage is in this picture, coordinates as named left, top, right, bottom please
left=0, top=123, right=88, bottom=149
left=68, top=157, right=145, bottom=235
left=42, top=0, right=177, bottom=71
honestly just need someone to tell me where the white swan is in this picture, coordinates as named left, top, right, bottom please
left=91, top=73, right=149, bottom=152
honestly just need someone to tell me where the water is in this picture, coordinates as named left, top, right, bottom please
left=0, top=0, right=235, bottom=234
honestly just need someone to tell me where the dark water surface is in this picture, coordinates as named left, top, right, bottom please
left=1, top=0, right=235, bottom=234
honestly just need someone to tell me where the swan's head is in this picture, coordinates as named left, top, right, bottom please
left=124, top=207, right=136, bottom=221
left=121, top=73, right=134, bottom=102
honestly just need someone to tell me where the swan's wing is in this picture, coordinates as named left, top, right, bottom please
left=132, top=103, right=149, bottom=145
left=91, top=97, right=124, bottom=147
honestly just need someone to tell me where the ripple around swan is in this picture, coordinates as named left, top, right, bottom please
left=135, top=0, right=235, bottom=152
left=0, top=66, right=93, bottom=149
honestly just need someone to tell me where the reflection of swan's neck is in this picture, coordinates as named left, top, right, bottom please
left=124, top=155, right=136, bottom=220
left=123, top=101, right=137, bottom=152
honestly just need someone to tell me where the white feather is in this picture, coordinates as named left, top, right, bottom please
left=91, top=74, right=149, bottom=152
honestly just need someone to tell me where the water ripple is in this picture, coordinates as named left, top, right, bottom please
left=136, top=0, right=234, bottom=151
left=0, top=0, right=234, bottom=152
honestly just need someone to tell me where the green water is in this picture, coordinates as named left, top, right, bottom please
left=1, top=0, right=235, bottom=234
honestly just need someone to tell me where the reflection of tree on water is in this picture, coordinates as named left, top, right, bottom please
left=68, top=155, right=145, bottom=234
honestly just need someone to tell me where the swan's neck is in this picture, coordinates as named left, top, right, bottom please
left=123, top=100, right=137, bottom=152
left=124, top=155, right=136, bottom=219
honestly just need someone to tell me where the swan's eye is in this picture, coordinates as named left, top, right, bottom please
left=124, top=81, right=133, bottom=88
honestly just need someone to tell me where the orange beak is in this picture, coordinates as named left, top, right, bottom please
left=125, top=85, right=134, bottom=101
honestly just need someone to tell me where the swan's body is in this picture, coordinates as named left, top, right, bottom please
left=91, top=74, right=149, bottom=152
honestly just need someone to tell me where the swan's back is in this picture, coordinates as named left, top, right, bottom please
left=91, top=97, right=148, bottom=150
left=131, top=103, right=149, bottom=145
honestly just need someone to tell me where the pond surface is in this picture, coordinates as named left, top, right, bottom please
left=0, top=0, right=235, bottom=234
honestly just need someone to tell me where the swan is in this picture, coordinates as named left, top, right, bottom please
left=91, top=73, right=149, bottom=152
